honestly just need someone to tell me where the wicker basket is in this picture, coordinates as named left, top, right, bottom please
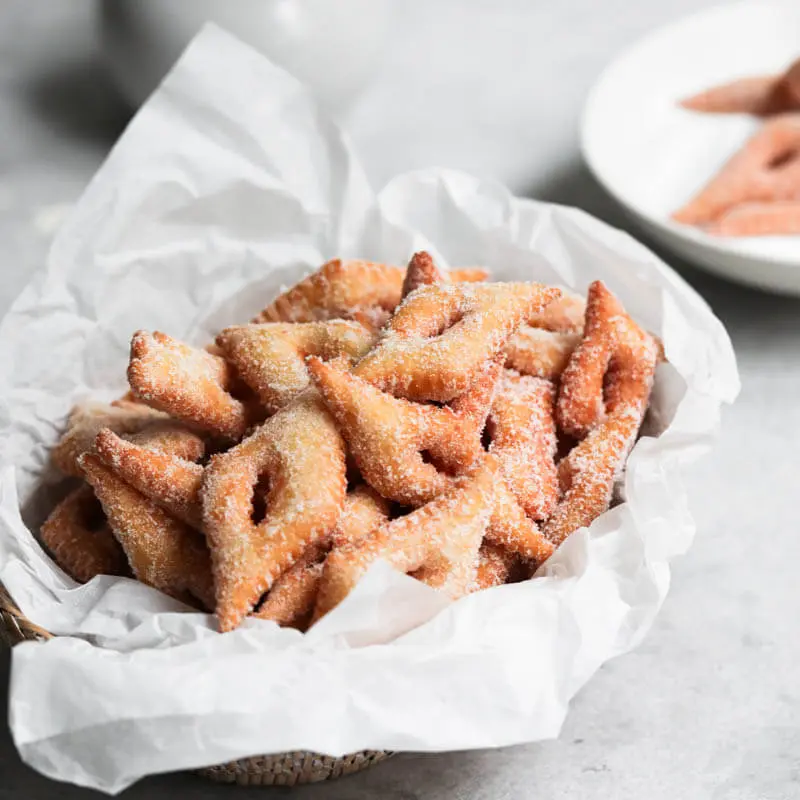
left=0, top=585, right=391, bottom=786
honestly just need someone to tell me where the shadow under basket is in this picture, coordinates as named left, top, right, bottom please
left=0, top=585, right=392, bottom=787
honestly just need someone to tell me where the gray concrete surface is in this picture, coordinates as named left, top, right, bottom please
left=1, top=2, right=798, bottom=798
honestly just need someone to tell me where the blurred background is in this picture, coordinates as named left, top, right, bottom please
left=1, top=3, right=798, bottom=800
left=0, top=0, right=726, bottom=314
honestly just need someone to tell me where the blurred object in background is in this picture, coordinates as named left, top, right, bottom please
left=99, top=0, right=392, bottom=112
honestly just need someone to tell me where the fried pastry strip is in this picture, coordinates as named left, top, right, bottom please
left=40, top=484, right=128, bottom=583
left=354, top=282, right=561, bottom=402
left=556, top=281, right=626, bottom=438
left=672, top=115, right=800, bottom=226
left=94, top=428, right=204, bottom=529
left=216, top=320, right=374, bottom=414
left=487, top=373, right=559, bottom=520
left=308, top=356, right=498, bottom=506
left=79, top=454, right=214, bottom=609
left=128, top=330, right=252, bottom=440
left=255, top=486, right=389, bottom=628
left=255, top=259, right=488, bottom=330
left=51, top=400, right=168, bottom=477
left=202, top=391, right=347, bottom=631
left=313, top=461, right=496, bottom=621
left=544, top=317, right=658, bottom=546
left=486, top=473, right=554, bottom=565
left=504, top=328, right=582, bottom=380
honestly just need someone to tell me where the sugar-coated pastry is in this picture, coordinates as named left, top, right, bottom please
left=94, top=428, right=204, bottom=529
left=254, top=258, right=489, bottom=331
left=216, top=320, right=374, bottom=414
left=486, top=468, right=554, bottom=564
left=128, top=330, right=255, bottom=440
left=80, top=454, right=214, bottom=609
left=255, top=485, right=389, bottom=628
left=399, top=250, right=488, bottom=300
left=313, top=461, right=496, bottom=621
left=202, top=391, right=347, bottom=631
left=472, top=542, right=518, bottom=591
left=51, top=400, right=169, bottom=477
left=354, top=282, right=560, bottom=402
left=556, top=281, right=625, bottom=438
left=308, top=356, right=498, bottom=506
left=525, top=292, right=586, bottom=333
left=40, top=484, right=128, bottom=583
left=545, top=316, right=658, bottom=546
left=488, top=372, right=559, bottom=520
left=504, top=328, right=581, bottom=380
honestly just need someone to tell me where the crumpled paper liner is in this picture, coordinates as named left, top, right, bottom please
left=0, top=25, right=739, bottom=794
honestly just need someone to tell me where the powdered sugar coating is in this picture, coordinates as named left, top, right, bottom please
left=487, top=372, right=559, bottom=520
left=217, top=320, right=374, bottom=414
left=51, top=400, right=168, bottom=477
left=202, top=390, right=347, bottom=632
left=254, top=485, right=389, bottom=629
left=128, top=330, right=253, bottom=440
left=313, top=461, right=496, bottom=621
left=471, top=542, right=518, bottom=592
left=308, top=356, right=495, bottom=506
left=556, top=281, right=626, bottom=438
left=545, top=316, right=659, bottom=546
left=505, top=327, right=582, bottom=380
left=94, top=428, right=205, bottom=529
left=254, top=258, right=489, bottom=331
left=79, top=454, right=214, bottom=609
left=355, top=282, right=561, bottom=402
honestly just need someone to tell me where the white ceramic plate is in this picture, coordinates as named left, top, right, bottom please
left=581, top=1, right=800, bottom=295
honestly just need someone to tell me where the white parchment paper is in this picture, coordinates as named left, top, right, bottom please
left=0, top=26, right=739, bottom=794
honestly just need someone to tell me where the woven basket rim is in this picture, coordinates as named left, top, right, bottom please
left=0, top=583, right=392, bottom=786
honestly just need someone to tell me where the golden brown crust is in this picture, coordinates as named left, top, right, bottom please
left=254, top=486, right=390, bottom=628
left=40, top=484, right=128, bottom=583
left=202, top=391, right=347, bottom=631
left=355, top=282, right=561, bottom=403
left=94, top=428, right=205, bottom=529
left=313, top=462, right=496, bottom=621
left=128, top=330, right=252, bottom=440
left=488, top=373, right=558, bottom=520
left=308, top=356, right=496, bottom=506
left=217, top=321, right=374, bottom=414
left=51, top=401, right=168, bottom=477
left=80, top=454, right=214, bottom=609
left=556, top=281, right=625, bottom=438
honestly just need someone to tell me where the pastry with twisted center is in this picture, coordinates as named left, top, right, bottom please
left=487, top=372, right=558, bottom=520
left=354, top=282, right=560, bottom=402
left=313, top=460, right=496, bottom=621
left=307, top=355, right=499, bottom=506
left=255, top=485, right=389, bottom=628
left=255, top=258, right=489, bottom=330
left=79, top=453, right=214, bottom=608
left=544, top=316, right=659, bottom=546
left=202, top=390, right=347, bottom=631
left=216, top=320, right=374, bottom=414
left=556, top=280, right=628, bottom=438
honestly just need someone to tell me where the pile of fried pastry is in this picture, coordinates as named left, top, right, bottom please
left=675, top=56, right=800, bottom=237
left=40, top=253, right=660, bottom=632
